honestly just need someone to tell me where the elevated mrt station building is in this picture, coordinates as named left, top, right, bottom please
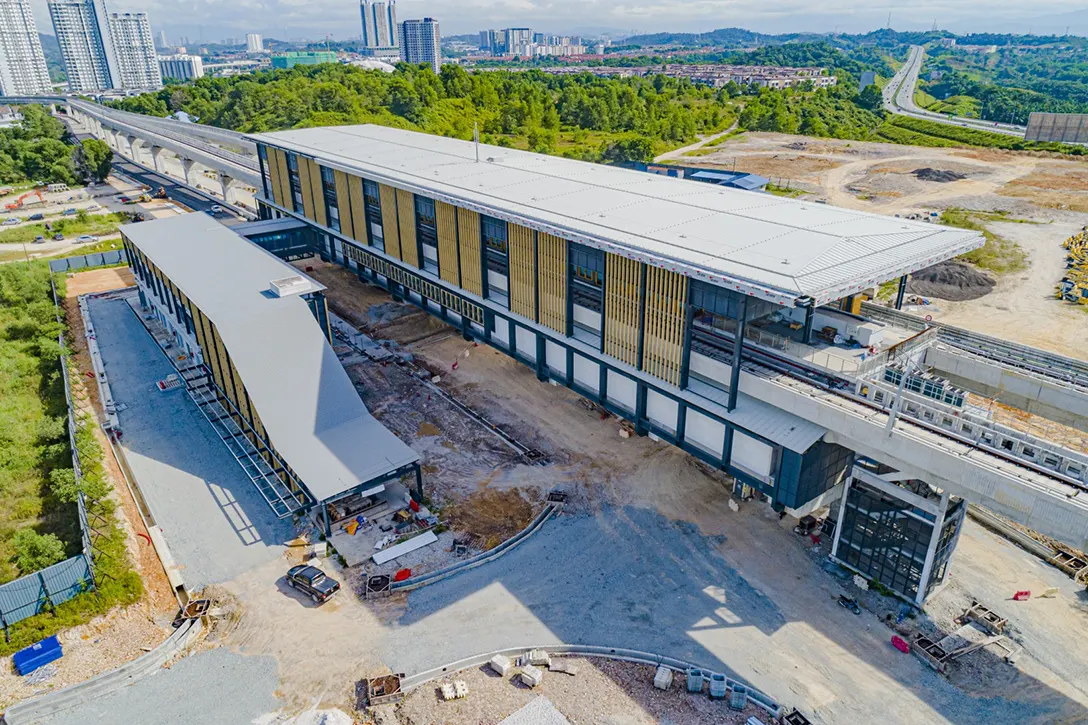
left=244, top=125, right=1088, bottom=605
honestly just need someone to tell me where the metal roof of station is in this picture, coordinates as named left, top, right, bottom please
left=121, top=213, right=420, bottom=503
left=251, top=124, right=984, bottom=307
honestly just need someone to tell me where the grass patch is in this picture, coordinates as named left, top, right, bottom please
left=914, top=88, right=940, bottom=109
left=878, top=115, right=1086, bottom=155
left=49, top=237, right=124, bottom=259
left=0, top=212, right=128, bottom=245
left=765, top=184, right=806, bottom=198
left=0, top=262, right=141, bottom=654
left=941, top=207, right=1028, bottom=274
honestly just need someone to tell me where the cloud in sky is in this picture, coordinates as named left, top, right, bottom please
left=28, top=0, right=1088, bottom=40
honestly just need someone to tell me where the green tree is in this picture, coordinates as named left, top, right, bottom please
left=13, top=529, right=67, bottom=575
left=857, top=84, right=884, bottom=111
left=600, top=134, right=655, bottom=164
left=77, top=138, right=112, bottom=182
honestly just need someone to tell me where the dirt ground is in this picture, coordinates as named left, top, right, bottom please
left=686, top=133, right=1088, bottom=358
left=391, top=658, right=770, bottom=725
left=62, top=266, right=134, bottom=296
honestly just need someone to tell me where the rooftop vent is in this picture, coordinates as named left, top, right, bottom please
left=269, top=275, right=311, bottom=298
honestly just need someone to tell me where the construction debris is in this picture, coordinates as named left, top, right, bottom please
left=548, top=660, right=579, bottom=676
left=519, top=664, right=543, bottom=688
left=440, top=680, right=469, bottom=701
left=1058, top=227, right=1088, bottom=304
left=528, top=649, right=551, bottom=667
left=364, top=674, right=405, bottom=707
left=489, top=654, right=512, bottom=677
left=958, top=602, right=1008, bottom=635
left=653, top=666, right=673, bottom=690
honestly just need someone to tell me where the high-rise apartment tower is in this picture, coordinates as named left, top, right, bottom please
left=398, top=17, right=439, bottom=73
left=360, top=0, right=397, bottom=48
left=0, top=0, right=53, bottom=94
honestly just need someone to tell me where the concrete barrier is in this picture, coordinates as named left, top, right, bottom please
left=399, top=644, right=783, bottom=718
left=2, top=619, right=203, bottom=725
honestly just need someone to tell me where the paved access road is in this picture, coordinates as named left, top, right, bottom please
left=68, top=127, right=241, bottom=222
left=883, top=45, right=1027, bottom=138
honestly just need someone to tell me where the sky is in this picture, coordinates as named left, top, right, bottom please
left=27, top=0, right=1088, bottom=42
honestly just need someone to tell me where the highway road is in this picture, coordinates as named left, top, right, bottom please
left=883, top=45, right=1027, bottom=138
left=69, top=128, right=241, bottom=222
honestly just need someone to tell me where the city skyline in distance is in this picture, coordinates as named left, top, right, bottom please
left=19, top=0, right=1088, bottom=42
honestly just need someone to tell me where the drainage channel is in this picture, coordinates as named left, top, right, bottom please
left=329, top=312, right=547, bottom=465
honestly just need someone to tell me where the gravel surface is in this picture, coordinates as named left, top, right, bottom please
left=395, top=658, right=771, bottom=725
left=36, top=648, right=281, bottom=725
left=89, top=295, right=296, bottom=589
left=0, top=604, right=169, bottom=710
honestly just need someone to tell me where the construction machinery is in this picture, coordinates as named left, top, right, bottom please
left=5, top=190, right=43, bottom=211
left=154, top=186, right=167, bottom=199
left=1059, top=228, right=1088, bottom=304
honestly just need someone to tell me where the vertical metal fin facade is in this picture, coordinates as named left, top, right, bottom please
left=297, top=157, right=315, bottom=221
left=267, top=147, right=284, bottom=207
left=508, top=223, right=535, bottom=320
left=604, top=253, right=641, bottom=366
left=643, top=265, right=687, bottom=386
left=396, top=188, right=419, bottom=268
left=435, top=200, right=460, bottom=285
left=274, top=149, right=291, bottom=211
left=347, top=175, right=367, bottom=245
left=333, top=170, right=354, bottom=240
left=378, top=183, right=401, bottom=260
left=537, top=232, right=567, bottom=335
left=308, top=160, right=327, bottom=227
left=456, top=207, right=482, bottom=296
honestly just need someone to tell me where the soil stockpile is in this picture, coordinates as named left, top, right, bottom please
left=907, top=261, right=996, bottom=301
left=913, top=167, right=967, bottom=183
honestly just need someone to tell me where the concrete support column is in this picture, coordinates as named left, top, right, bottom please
left=123, top=135, right=138, bottom=160
left=895, top=274, right=908, bottom=311
left=802, top=304, right=815, bottom=344
left=151, top=146, right=168, bottom=174
left=218, top=171, right=238, bottom=204
left=129, top=138, right=148, bottom=165
left=181, top=158, right=198, bottom=187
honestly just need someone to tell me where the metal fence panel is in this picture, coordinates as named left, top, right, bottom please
left=0, top=555, right=94, bottom=628
left=48, top=249, right=127, bottom=273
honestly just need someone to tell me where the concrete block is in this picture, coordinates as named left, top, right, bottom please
left=853, top=574, right=870, bottom=591
left=548, top=659, right=578, bottom=676
left=728, top=499, right=740, bottom=512
left=653, top=666, right=673, bottom=690
left=709, top=672, right=727, bottom=699
left=528, top=649, right=551, bottom=666
left=520, top=664, right=543, bottom=688
left=489, top=654, right=512, bottom=677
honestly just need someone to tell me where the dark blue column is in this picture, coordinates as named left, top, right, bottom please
left=728, top=296, right=748, bottom=412
left=895, top=275, right=908, bottom=310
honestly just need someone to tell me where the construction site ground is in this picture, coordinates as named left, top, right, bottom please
left=682, top=133, right=1088, bottom=358
left=392, top=658, right=770, bottom=725
left=19, top=259, right=1088, bottom=725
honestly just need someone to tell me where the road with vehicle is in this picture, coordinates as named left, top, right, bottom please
left=883, top=45, right=1027, bottom=138
left=68, top=128, right=241, bottom=222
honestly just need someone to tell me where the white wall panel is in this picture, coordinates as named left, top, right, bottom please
left=516, top=326, right=537, bottom=361
left=573, top=354, right=600, bottom=392
left=546, top=340, right=567, bottom=375
left=690, top=351, right=732, bottom=388
left=491, top=316, right=509, bottom=345
left=686, top=408, right=725, bottom=458
left=731, top=431, right=774, bottom=480
left=607, top=370, right=637, bottom=411
left=646, top=389, right=678, bottom=432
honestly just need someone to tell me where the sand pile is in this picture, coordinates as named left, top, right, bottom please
left=914, top=168, right=967, bottom=183
left=907, top=261, right=995, bottom=301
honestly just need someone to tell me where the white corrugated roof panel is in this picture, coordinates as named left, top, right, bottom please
left=121, top=213, right=420, bottom=503
left=250, top=124, right=984, bottom=306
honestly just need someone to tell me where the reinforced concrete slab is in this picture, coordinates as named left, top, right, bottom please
left=88, top=295, right=295, bottom=589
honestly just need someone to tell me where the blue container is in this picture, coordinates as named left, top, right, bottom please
left=13, top=635, right=63, bottom=676
left=729, top=684, right=749, bottom=710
